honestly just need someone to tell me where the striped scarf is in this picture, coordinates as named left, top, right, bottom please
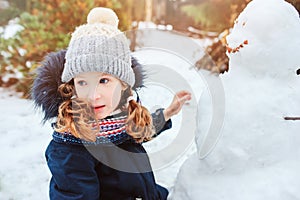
left=95, top=115, right=127, bottom=137
left=52, top=114, right=134, bottom=145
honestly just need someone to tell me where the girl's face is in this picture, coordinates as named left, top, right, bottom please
left=74, top=72, right=125, bottom=119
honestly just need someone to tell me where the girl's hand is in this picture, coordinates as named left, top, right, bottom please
left=163, top=90, right=192, bottom=121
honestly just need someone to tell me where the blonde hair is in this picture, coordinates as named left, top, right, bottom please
left=55, top=81, right=154, bottom=143
left=121, top=85, right=154, bottom=143
left=55, top=82, right=98, bottom=141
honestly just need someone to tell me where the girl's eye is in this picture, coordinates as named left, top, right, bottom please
left=99, top=78, right=109, bottom=84
left=77, top=80, right=87, bottom=86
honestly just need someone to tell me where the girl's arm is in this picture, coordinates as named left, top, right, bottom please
left=151, top=90, right=192, bottom=137
left=152, top=108, right=172, bottom=136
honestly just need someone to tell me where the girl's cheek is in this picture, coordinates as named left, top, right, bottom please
left=75, top=87, right=87, bottom=98
left=110, top=85, right=122, bottom=106
left=76, top=85, right=96, bottom=99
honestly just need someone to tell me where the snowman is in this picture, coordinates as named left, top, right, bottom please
left=170, top=0, right=300, bottom=199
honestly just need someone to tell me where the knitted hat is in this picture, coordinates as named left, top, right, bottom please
left=62, top=7, right=135, bottom=86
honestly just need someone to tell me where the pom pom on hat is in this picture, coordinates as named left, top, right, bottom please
left=87, top=7, right=119, bottom=28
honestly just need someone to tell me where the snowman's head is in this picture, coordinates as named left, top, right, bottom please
left=226, top=0, right=300, bottom=78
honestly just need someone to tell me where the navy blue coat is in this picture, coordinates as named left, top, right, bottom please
left=45, top=109, right=172, bottom=200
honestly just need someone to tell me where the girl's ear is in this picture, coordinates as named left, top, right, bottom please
left=115, top=83, right=131, bottom=111
left=121, top=81, right=129, bottom=91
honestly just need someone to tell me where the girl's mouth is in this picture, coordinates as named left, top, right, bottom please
left=94, top=105, right=105, bottom=112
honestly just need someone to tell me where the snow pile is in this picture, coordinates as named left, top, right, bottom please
left=0, top=93, right=52, bottom=199
left=171, top=0, right=300, bottom=199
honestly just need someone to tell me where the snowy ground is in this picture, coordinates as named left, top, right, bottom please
left=0, top=88, right=52, bottom=199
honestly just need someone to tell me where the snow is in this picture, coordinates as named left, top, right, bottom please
left=0, top=0, right=9, bottom=10
left=0, top=18, right=23, bottom=39
left=0, top=89, right=52, bottom=199
left=1, top=0, right=300, bottom=199
left=136, top=21, right=173, bottom=31
left=171, top=0, right=300, bottom=199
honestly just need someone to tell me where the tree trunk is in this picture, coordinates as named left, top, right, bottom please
left=145, top=0, right=152, bottom=22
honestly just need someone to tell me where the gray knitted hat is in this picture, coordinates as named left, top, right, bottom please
left=62, top=7, right=135, bottom=86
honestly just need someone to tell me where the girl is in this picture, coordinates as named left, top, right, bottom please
left=32, top=7, right=191, bottom=200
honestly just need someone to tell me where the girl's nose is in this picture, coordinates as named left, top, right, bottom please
left=88, top=85, right=102, bottom=101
